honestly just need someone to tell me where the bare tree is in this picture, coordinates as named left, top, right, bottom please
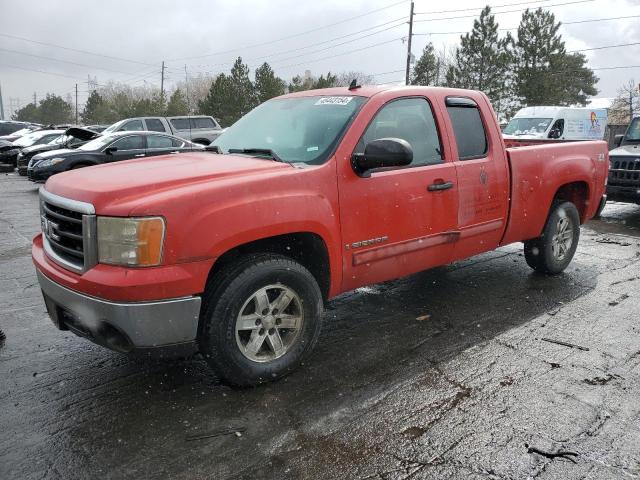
left=609, top=79, right=640, bottom=124
left=335, top=71, right=375, bottom=87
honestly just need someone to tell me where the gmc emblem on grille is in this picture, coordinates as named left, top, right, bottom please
left=42, top=216, right=61, bottom=242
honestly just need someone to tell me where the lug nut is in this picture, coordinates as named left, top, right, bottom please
left=259, top=328, right=265, bottom=335
left=275, top=318, right=281, bottom=325
left=268, top=328, right=276, bottom=335
left=272, top=309, right=279, bottom=315
left=255, top=319, right=261, bottom=326
left=262, top=308, right=269, bottom=315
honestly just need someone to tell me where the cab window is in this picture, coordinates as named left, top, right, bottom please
left=355, top=97, right=443, bottom=167
left=446, top=100, right=487, bottom=160
left=146, top=119, right=167, bottom=132
left=120, top=120, right=144, bottom=131
left=548, top=119, right=564, bottom=139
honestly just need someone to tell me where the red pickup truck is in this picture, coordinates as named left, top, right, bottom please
left=33, top=86, right=608, bottom=386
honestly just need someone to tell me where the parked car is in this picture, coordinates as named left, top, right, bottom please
left=603, top=116, right=640, bottom=207
left=0, top=121, right=37, bottom=136
left=0, top=125, right=41, bottom=143
left=102, top=116, right=224, bottom=145
left=32, top=86, right=608, bottom=386
left=17, top=128, right=97, bottom=176
left=28, top=130, right=203, bottom=182
left=503, top=106, right=608, bottom=141
left=0, top=129, right=64, bottom=168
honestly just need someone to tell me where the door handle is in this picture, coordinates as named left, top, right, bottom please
left=134, top=154, right=145, bottom=157
left=427, top=181, right=454, bottom=192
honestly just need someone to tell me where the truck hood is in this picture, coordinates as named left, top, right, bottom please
left=44, top=152, right=292, bottom=211
left=609, top=143, right=640, bottom=157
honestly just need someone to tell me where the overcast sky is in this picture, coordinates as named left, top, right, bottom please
left=1, top=0, right=639, bottom=117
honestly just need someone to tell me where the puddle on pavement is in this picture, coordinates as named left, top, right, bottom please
left=586, top=202, right=640, bottom=238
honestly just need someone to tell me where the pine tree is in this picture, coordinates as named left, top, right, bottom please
left=514, top=8, right=597, bottom=106
left=288, top=75, right=306, bottom=92
left=254, top=63, right=286, bottom=104
left=229, top=57, right=257, bottom=118
left=411, top=43, right=440, bottom=86
left=445, top=7, right=514, bottom=116
left=11, top=103, right=40, bottom=123
left=38, top=94, right=73, bottom=125
left=312, top=72, right=338, bottom=89
left=199, top=74, right=235, bottom=127
left=166, top=88, right=190, bottom=116
left=81, top=91, right=114, bottom=124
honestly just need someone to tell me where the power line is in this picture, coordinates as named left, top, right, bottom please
left=1, top=63, right=83, bottom=80
left=415, top=0, right=570, bottom=14
left=0, top=32, right=156, bottom=67
left=413, top=13, right=640, bottom=36
left=568, top=41, right=640, bottom=53
left=166, top=0, right=408, bottom=61
left=414, top=0, right=595, bottom=22
left=0, top=47, right=142, bottom=75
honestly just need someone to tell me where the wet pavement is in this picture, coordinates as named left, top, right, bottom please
left=1, top=172, right=639, bottom=480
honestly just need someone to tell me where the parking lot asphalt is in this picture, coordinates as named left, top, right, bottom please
left=1, top=171, right=639, bottom=480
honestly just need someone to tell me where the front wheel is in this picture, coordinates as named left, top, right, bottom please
left=199, top=254, right=323, bottom=387
left=524, top=201, right=580, bottom=274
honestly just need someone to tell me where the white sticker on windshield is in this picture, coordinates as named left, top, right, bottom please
left=315, top=96, right=353, bottom=106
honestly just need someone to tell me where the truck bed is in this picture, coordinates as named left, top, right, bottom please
left=501, top=140, right=608, bottom=245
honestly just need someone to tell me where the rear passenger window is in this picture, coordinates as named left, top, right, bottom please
left=147, top=135, right=174, bottom=149
left=355, top=97, right=443, bottom=167
left=446, top=101, right=487, bottom=160
left=170, top=118, right=190, bottom=130
left=146, top=119, right=167, bottom=132
left=191, top=117, right=215, bottom=129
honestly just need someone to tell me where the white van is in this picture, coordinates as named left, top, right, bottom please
left=503, top=106, right=608, bottom=141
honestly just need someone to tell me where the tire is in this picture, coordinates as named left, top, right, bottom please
left=524, top=201, right=580, bottom=274
left=199, top=254, right=323, bottom=387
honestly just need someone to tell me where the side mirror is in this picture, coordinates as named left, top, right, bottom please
left=104, top=146, right=118, bottom=155
left=614, top=134, right=624, bottom=147
left=352, top=138, right=413, bottom=176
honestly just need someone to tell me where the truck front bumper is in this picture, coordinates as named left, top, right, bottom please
left=37, top=269, right=201, bottom=353
left=606, top=185, right=640, bottom=204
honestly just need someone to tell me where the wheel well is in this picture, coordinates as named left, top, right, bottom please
left=553, top=182, right=589, bottom=222
left=206, top=232, right=331, bottom=301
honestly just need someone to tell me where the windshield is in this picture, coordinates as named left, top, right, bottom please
left=625, top=117, right=640, bottom=141
left=78, top=135, right=114, bottom=151
left=14, top=131, right=47, bottom=147
left=213, top=96, right=366, bottom=164
left=503, top=117, right=553, bottom=135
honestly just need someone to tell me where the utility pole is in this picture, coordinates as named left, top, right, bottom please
left=0, top=83, right=4, bottom=120
left=33, top=92, right=37, bottom=105
left=405, top=0, right=415, bottom=86
left=75, top=83, right=78, bottom=125
left=160, top=61, right=166, bottom=101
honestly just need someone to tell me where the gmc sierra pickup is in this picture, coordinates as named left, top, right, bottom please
left=32, top=86, right=608, bottom=386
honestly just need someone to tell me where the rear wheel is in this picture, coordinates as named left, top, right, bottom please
left=524, top=201, right=580, bottom=274
left=199, top=254, right=323, bottom=387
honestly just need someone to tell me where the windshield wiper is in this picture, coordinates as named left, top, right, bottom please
left=228, top=148, right=285, bottom=162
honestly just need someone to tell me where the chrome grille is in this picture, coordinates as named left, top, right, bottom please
left=39, top=188, right=97, bottom=274
left=609, top=156, right=640, bottom=187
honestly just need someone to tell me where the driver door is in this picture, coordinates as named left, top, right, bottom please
left=337, top=96, right=459, bottom=291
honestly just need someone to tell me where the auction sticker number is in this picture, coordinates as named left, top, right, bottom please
left=315, top=97, right=353, bottom=106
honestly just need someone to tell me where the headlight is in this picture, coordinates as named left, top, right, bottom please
left=36, top=157, right=65, bottom=168
left=97, top=217, right=165, bottom=266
